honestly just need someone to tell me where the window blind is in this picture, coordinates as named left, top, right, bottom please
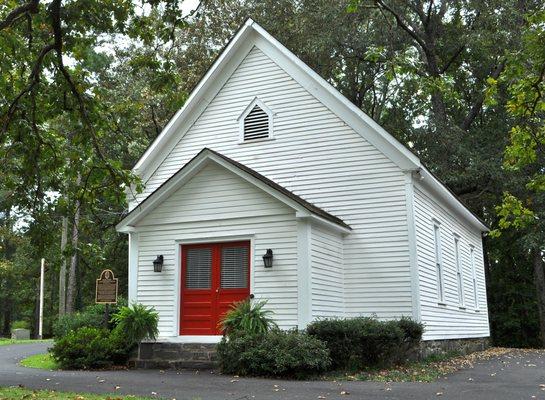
left=221, top=246, right=248, bottom=289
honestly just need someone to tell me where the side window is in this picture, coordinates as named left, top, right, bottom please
left=433, top=221, right=445, bottom=303
left=470, top=245, right=479, bottom=309
left=454, top=235, right=464, bottom=306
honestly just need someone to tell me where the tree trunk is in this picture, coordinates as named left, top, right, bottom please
left=65, top=174, right=81, bottom=314
left=58, top=215, right=68, bottom=316
left=532, top=250, right=545, bottom=347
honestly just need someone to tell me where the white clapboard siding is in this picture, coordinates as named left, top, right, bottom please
left=136, top=163, right=298, bottom=336
left=131, top=46, right=414, bottom=319
left=413, top=182, right=489, bottom=340
left=311, top=224, right=344, bottom=319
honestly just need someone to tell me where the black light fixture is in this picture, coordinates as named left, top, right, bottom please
left=262, top=249, right=273, bottom=268
left=153, top=255, right=164, bottom=272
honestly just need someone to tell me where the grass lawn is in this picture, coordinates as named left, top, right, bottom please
left=0, top=339, right=50, bottom=346
left=19, top=353, right=58, bottom=370
left=0, top=387, right=154, bottom=400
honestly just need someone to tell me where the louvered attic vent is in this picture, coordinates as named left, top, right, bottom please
left=243, top=105, right=270, bottom=141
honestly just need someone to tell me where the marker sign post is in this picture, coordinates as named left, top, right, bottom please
left=96, top=269, right=118, bottom=327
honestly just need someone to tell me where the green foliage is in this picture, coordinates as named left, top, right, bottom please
left=397, top=317, right=425, bottom=345
left=53, top=301, right=128, bottom=338
left=217, top=330, right=331, bottom=378
left=50, top=327, right=113, bottom=370
left=307, top=317, right=423, bottom=370
left=219, top=299, right=277, bottom=337
left=487, top=234, right=541, bottom=348
left=492, top=192, right=536, bottom=235
left=51, top=303, right=156, bottom=369
left=494, top=11, right=545, bottom=242
left=10, top=320, right=30, bottom=330
left=111, top=303, right=159, bottom=345
left=53, top=309, right=105, bottom=339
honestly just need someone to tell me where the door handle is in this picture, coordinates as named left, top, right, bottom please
left=216, top=288, right=219, bottom=293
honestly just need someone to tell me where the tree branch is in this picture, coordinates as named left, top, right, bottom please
left=374, top=0, right=429, bottom=54
left=2, top=42, right=55, bottom=133
left=0, top=0, right=39, bottom=30
left=460, top=59, right=506, bottom=131
left=439, top=44, right=465, bottom=74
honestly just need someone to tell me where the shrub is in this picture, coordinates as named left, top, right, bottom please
left=111, top=303, right=159, bottom=346
left=50, top=327, right=113, bottom=369
left=307, top=317, right=423, bottom=370
left=217, top=330, right=331, bottom=378
left=51, top=302, right=157, bottom=369
left=219, top=299, right=277, bottom=337
left=53, top=310, right=104, bottom=338
left=11, top=320, right=30, bottom=330
left=53, top=300, right=129, bottom=338
left=107, top=327, right=133, bottom=365
left=397, top=317, right=424, bottom=343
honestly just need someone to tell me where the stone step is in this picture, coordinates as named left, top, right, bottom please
left=130, top=342, right=218, bottom=369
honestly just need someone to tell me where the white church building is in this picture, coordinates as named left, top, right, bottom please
left=117, top=19, right=490, bottom=349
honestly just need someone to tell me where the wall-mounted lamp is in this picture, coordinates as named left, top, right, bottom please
left=153, top=255, right=164, bottom=272
left=263, top=249, right=273, bottom=268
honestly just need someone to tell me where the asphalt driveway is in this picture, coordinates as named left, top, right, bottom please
left=1, top=342, right=544, bottom=400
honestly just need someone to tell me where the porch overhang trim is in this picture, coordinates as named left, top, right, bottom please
left=116, top=148, right=351, bottom=233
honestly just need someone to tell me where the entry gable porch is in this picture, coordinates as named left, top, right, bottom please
left=117, top=148, right=350, bottom=338
left=116, top=148, right=351, bottom=234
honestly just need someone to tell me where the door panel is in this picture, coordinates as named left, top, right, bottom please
left=180, top=241, right=250, bottom=335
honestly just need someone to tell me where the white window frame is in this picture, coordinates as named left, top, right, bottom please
left=454, top=234, right=465, bottom=307
left=469, top=244, right=479, bottom=310
left=432, top=220, right=445, bottom=304
left=237, top=97, right=274, bottom=143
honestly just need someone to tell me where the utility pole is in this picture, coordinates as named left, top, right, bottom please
left=59, top=216, right=68, bottom=316
left=38, top=258, right=45, bottom=339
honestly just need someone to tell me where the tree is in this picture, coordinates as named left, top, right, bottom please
left=492, top=10, right=545, bottom=345
left=0, top=0, right=195, bottom=315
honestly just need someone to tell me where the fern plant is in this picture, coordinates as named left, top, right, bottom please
left=111, top=303, right=159, bottom=345
left=220, top=299, right=277, bottom=337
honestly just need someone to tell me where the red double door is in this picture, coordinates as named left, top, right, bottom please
left=180, top=241, right=250, bottom=335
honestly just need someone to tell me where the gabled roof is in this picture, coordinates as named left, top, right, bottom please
left=117, top=148, right=351, bottom=233
left=129, top=18, right=488, bottom=232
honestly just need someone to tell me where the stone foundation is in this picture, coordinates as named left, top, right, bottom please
left=131, top=337, right=490, bottom=369
left=419, top=337, right=490, bottom=359
left=130, top=342, right=218, bottom=369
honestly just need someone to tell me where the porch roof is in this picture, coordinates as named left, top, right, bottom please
left=116, top=148, right=351, bottom=233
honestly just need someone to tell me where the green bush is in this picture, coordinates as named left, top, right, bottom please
left=51, top=302, right=158, bottom=369
left=307, top=317, right=423, bottom=370
left=217, top=330, right=331, bottom=378
left=219, top=299, right=277, bottom=337
left=53, top=311, right=104, bottom=338
left=10, top=320, right=30, bottom=330
left=50, top=327, right=113, bottom=369
left=53, top=300, right=129, bottom=338
left=111, top=303, right=158, bottom=346
left=397, top=317, right=424, bottom=344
